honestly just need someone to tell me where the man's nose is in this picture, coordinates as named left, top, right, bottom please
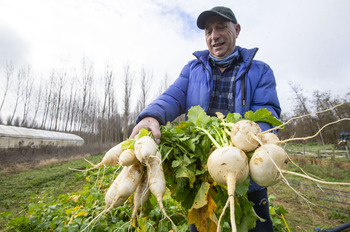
left=211, top=29, right=220, bottom=41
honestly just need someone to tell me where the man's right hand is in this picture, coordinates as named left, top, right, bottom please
left=129, top=117, right=161, bottom=144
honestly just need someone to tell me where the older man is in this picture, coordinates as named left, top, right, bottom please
left=130, top=6, right=280, bottom=231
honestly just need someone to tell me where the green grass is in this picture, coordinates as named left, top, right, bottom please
left=269, top=151, right=350, bottom=231
left=0, top=155, right=188, bottom=232
left=0, top=154, right=104, bottom=231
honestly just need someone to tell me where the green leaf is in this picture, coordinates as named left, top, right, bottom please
left=244, top=108, right=283, bottom=128
left=190, top=182, right=210, bottom=210
left=175, top=166, right=196, bottom=188
left=275, top=204, right=288, bottom=215
left=136, top=128, right=150, bottom=139
left=236, top=196, right=257, bottom=232
left=235, top=177, right=250, bottom=197
left=187, top=105, right=211, bottom=127
left=226, top=112, right=242, bottom=123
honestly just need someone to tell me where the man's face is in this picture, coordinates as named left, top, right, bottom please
left=204, top=16, right=241, bottom=59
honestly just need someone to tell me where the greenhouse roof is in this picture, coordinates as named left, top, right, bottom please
left=0, top=125, right=84, bottom=142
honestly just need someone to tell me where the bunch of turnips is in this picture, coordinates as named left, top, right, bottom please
left=79, top=105, right=350, bottom=232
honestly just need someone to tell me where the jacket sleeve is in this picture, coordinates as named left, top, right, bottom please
left=250, top=64, right=281, bottom=131
left=136, top=63, right=191, bottom=125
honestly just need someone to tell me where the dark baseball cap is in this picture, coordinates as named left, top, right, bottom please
left=197, top=6, right=237, bottom=29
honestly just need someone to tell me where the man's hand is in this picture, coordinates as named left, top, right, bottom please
left=129, top=117, right=161, bottom=144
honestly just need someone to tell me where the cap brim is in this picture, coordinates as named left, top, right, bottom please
left=197, top=10, right=233, bottom=29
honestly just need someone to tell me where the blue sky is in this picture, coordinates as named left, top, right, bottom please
left=0, top=0, right=350, bottom=117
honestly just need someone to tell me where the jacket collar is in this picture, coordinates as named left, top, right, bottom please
left=193, top=46, right=258, bottom=68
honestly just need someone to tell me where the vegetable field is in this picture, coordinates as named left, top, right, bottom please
left=0, top=146, right=349, bottom=232
left=1, top=107, right=349, bottom=232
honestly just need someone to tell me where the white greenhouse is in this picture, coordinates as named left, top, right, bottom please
left=0, top=125, right=84, bottom=149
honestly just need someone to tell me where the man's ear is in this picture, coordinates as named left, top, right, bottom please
left=235, top=23, right=241, bottom=38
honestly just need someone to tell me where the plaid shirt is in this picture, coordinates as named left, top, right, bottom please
left=207, top=55, right=243, bottom=117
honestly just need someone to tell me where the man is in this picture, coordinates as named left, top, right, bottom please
left=130, top=6, right=281, bottom=231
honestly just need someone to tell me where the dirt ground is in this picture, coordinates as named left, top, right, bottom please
left=0, top=143, right=111, bottom=173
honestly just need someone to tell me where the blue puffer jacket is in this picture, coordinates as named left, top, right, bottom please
left=137, top=46, right=281, bottom=192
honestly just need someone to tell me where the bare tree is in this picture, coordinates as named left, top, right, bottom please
left=53, top=65, right=67, bottom=130
left=20, top=66, right=34, bottom=127
left=100, top=64, right=114, bottom=142
left=136, top=66, right=152, bottom=115
left=107, top=87, right=120, bottom=142
left=0, top=61, right=14, bottom=114
left=79, top=58, right=94, bottom=133
left=31, top=79, right=43, bottom=128
left=64, top=78, right=76, bottom=132
left=41, top=73, right=55, bottom=129
left=289, top=82, right=318, bottom=136
left=122, top=64, right=133, bottom=140
left=9, top=69, right=24, bottom=125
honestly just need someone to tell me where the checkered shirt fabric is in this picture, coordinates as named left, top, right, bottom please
left=207, top=57, right=243, bottom=117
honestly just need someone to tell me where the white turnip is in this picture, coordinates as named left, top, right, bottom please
left=147, top=151, right=176, bottom=230
left=134, top=136, right=176, bottom=230
left=207, top=146, right=249, bottom=232
left=119, top=149, right=137, bottom=166
left=130, top=170, right=150, bottom=225
left=134, top=135, right=158, bottom=164
left=82, top=161, right=143, bottom=232
left=249, top=144, right=350, bottom=187
left=105, top=161, right=143, bottom=208
left=72, top=142, right=125, bottom=172
left=249, top=144, right=288, bottom=187
left=230, top=120, right=261, bottom=152
left=258, top=132, right=280, bottom=145
left=105, top=166, right=128, bottom=208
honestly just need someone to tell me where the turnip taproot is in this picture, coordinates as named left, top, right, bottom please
left=119, top=149, right=137, bottom=166
left=105, top=166, right=128, bottom=208
left=82, top=161, right=143, bottom=232
left=130, top=170, right=150, bottom=225
left=133, top=136, right=176, bottom=230
left=147, top=151, right=176, bottom=230
left=134, top=135, right=158, bottom=164
left=109, top=161, right=143, bottom=208
left=71, top=142, right=125, bottom=172
left=230, top=120, right=261, bottom=152
left=207, top=146, right=249, bottom=232
left=97, top=142, right=124, bottom=166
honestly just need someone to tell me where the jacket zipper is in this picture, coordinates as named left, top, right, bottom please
left=193, top=53, right=213, bottom=109
left=233, top=48, right=259, bottom=109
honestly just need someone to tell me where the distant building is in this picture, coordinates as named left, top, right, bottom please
left=0, top=125, right=84, bottom=149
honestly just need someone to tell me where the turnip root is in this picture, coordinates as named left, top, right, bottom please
left=71, top=142, right=125, bottom=172
left=130, top=171, right=150, bottom=225
left=96, top=142, right=124, bottom=166
left=250, top=144, right=350, bottom=187
left=104, top=166, right=128, bottom=208
left=82, top=161, right=143, bottom=232
left=207, top=146, right=249, bottom=232
left=134, top=135, right=158, bottom=164
left=258, top=132, right=280, bottom=145
left=249, top=144, right=289, bottom=187
left=133, top=136, right=176, bottom=230
left=105, top=161, right=143, bottom=208
left=230, top=120, right=261, bottom=152
left=147, top=151, right=176, bottom=230
left=119, top=149, right=137, bottom=166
